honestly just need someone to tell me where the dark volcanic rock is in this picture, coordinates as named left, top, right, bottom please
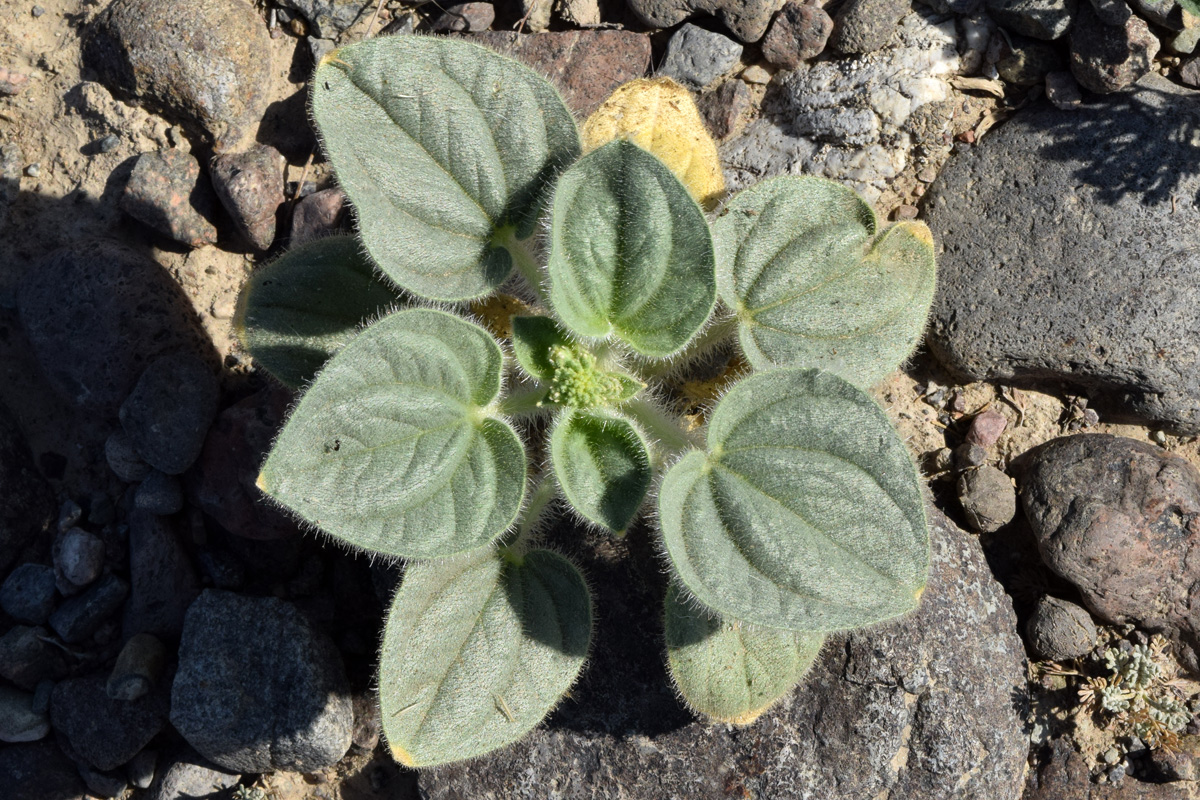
left=143, top=747, right=240, bottom=800
left=1019, top=434, right=1200, bottom=670
left=761, top=1, right=834, bottom=68
left=0, top=741, right=88, bottom=800
left=986, top=0, right=1077, bottom=40
left=119, top=352, right=219, bottom=476
left=832, top=0, right=912, bottom=54
left=1069, top=5, right=1159, bottom=93
left=957, top=464, right=1018, bottom=532
left=123, top=511, right=200, bottom=640
left=1025, top=595, right=1098, bottom=661
left=82, top=0, right=273, bottom=150
left=170, top=590, right=353, bottom=773
left=48, top=574, right=129, bottom=644
left=0, top=563, right=57, bottom=624
left=421, top=507, right=1028, bottom=800
left=17, top=241, right=213, bottom=416
left=658, top=23, right=743, bottom=89
left=50, top=674, right=166, bottom=771
left=0, top=626, right=70, bottom=690
left=924, top=74, right=1200, bottom=433
left=625, top=0, right=783, bottom=42
left=0, top=406, right=54, bottom=574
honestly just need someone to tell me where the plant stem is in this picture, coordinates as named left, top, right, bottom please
left=623, top=397, right=702, bottom=462
left=503, top=478, right=558, bottom=559
left=633, top=316, right=739, bottom=380
left=496, top=227, right=548, bottom=305
left=496, top=384, right=548, bottom=419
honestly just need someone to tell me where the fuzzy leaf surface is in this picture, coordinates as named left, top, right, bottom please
left=664, top=584, right=824, bottom=725
left=550, top=409, right=651, bottom=533
left=511, top=315, right=572, bottom=382
left=234, top=236, right=402, bottom=388
left=312, top=37, right=579, bottom=300
left=259, top=309, right=525, bottom=559
left=714, top=177, right=937, bottom=387
left=380, top=549, right=592, bottom=767
left=658, top=368, right=927, bottom=631
left=548, top=139, right=715, bottom=357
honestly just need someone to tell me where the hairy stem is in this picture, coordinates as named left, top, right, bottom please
left=623, top=397, right=702, bottom=463
left=496, top=227, right=548, bottom=305
left=501, top=478, right=558, bottom=559
left=497, top=384, right=549, bottom=419
left=633, top=315, right=739, bottom=380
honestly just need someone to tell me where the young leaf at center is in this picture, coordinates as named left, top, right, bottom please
left=550, top=409, right=652, bottom=534
left=547, top=139, right=716, bottom=358
left=258, top=308, right=526, bottom=559
left=380, top=549, right=592, bottom=767
left=664, top=584, right=824, bottom=725
left=312, top=37, right=580, bottom=301
left=713, top=176, right=937, bottom=387
left=658, top=367, right=928, bottom=632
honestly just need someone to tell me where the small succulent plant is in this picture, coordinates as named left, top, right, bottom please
left=235, top=36, right=938, bottom=767
left=1077, top=636, right=1194, bottom=749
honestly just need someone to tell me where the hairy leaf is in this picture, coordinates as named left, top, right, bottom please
left=551, top=409, right=651, bottom=533
left=511, top=315, right=573, bottom=382
left=548, top=139, right=716, bottom=357
left=714, top=177, right=937, bottom=387
left=312, top=37, right=580, bottom=300
left=664, top=584, right=824, bottom=725
left=380, top=549, right=592, bottom=767
left=259, top=309, right=525, bottom=559
left=234, top=236, right=402, bottom=388
left=658, top=368, right=927, bottom=631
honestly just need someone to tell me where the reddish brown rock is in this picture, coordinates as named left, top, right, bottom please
left=210, top=145, right=285, bottom=252
left=120, top=149, right=219, bottom=248
left=461, top=30, right=652, bottom=116
left=966, top=407, right=1008, bottom=448
left=1019, top=434, right=1200, bottom=670
left=290, top=187, right=347, bottom=247
left=761, top=1, right=834, bottom=69
left=697, top=79, right=752, bottom=139
left=0, top=67, right=29, bottom=97
left=1026, top=737, right=1195, bottom=798
left=1069, top=5, right=1159, bottom=93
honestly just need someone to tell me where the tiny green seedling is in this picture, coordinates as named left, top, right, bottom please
left=235, top=36, right=938, bottom=768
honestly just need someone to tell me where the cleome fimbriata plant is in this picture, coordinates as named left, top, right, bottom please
left=234, top=35, right=939, bottom=768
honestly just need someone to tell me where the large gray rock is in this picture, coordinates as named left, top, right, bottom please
left=722, top=10, right=959, bottom=202
left=170, top=590, right=354, bottom=773
left=0, top=405, right=54, bottom=574
left=82, top=0, right=273, bottom=150
left=658, top=23, right=743, bottom=89
left=625, top=0, right=783, bottom=42
left=420, top=507, right=1029, bottom=799
left=924, top=75, right=1200, bottom=433
left=1019, top=434, right=1200, bottom=671
left=119, top=352, right=219, bottom=476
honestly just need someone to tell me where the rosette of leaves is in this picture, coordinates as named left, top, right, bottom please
left=235, top=37, right=938, bottom=767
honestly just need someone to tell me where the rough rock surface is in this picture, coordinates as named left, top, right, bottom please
left=957, top=464, right=1018, bottom=532
left=1025, top=595, right=1098, bottom=661
left=761, top=1, right=834, bottom=68
left=143, top=748, right=241, bottom=800
left=1019, top=435, right=1200, bottom=670
left=723, top=10, right=959, bottom=201
left=120, top=149, right=219, bottom=248
left=420, top=507, right=1029, bottom=800
left=924, top=75, right=1200, bottom=433
left=123, top=511, right=200, bottom=639
left=1026, top=737, right=1200, bottom=798
left=277, top=0, right=367, bottom=39
left=625, top=0, right=784, bottom=42
left=119, top=352, right=219, bottom=476
left=82, top=0, right=273, bottom=150
left=170, top=590, right=354, bottom=773
left=0, top=741, right=87, bottom=800
left=0, top=406, right=55, bottom=574
left=832, top=0, right=913, bottom=54
left=50, top=674, right=166, bottom=771
left=658, top=23, right=744, bottom=89
left=986, top=0, right=1077, bottom=40
left=16, top=241, right=213, bottom=415
left=210, top=145, right=286, bottom=251
left=1069, top=6, right=1160, bottom=93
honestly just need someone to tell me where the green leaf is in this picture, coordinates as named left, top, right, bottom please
left=550, top=409, right=651, bottom=534
left=234, top=235, right=403, bottom=388
left=312, top=37, right=580, bottom=301
left=713, top=176, right=937, bottom=387
left=511, top=315, right=572, bottom=382
left=259, top=308, right=525, bottom=559
left=547, top=139, right=716, bottom=358
left=658, top=367, right=927, bottom=632
left=664, top=584, right=824, bottom=725
left=380, top=549, right=592, bottom=767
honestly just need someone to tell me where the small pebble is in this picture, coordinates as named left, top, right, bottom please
left=741, top=65, right=772, bottom=84
left=106, top=430, right=151, bottom=483
left=95, top=134, right=120, bottom=153
left=127, top=749, right=157, bottom=790
left=0, top=685, right=50, bottom=743
left=107, top=633, right=165, bottom=701
left=892, top=205, right=919, bottom=221
left=957, top=464, right=1017, bottom=532
left=1025, top=595, right=1098, bottom=661
left=23, top=163, right=39, bottom=178
left=1103, top=747, right=1122, bottom=765
left=31, top=679, right=53, bottom=715
left=58, top=499, right=83, bottom=532
left=431, top=1, right=495, bottom=31
left=1151, top=430, right=1168, bottom=445
left=0, top=564, right=57, bottom=625
left=966, top=408, right=1007, bottom=448
left=955, top=442, right=988, bottom=470
left=56, top=528, right=106, bottom=588
left=48, top=574, right=129, bottom=644
left=31, top=5, right=45, bottom=16
left=133, top=471, right=184, bottom=515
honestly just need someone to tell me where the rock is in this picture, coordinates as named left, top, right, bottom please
left=658, top=23, right=744, bottom=90
left=17, top=241, right=212, bottom=415
left=957, top=464, right=1017, bottom=532
left=967, top=408, right=1008, bottom=448
left=290, top=187, right=346, bottom=247
left=1019, top=434, right=1200, bottom=670
left=123, top=511, right=200, bottom=639
left=462, top=30, right=653, bottom=117
left=1184, top=56, right=1200, bottom=86
left=832, top=0, right=911, bottom=54
left=761, top=1, right=834, bottom=68
left=431, top=2, right=495, bottom=31
left=1025, top=595, right=1098, bottom=661
left=1129, top=0, right=1187, bottom=29
left=48, top=574, right=129, bottom=644
left=1045, top=69, right=1083, bottom=107
left=1087, top=0, right=1132, bottom=24
left=0, top=406, right=55, bottom=574
left=120, top=149, right=219, bottom=248
left=986, top=0, right=1076, bottom=40
left=55, top=528, right=105, bottom=590
left=170, top=590, right=354, bottom=773
left=0, top=142, right=21, bottom=230
left=1069, top=6, right=1159, bottom=93
left=518, top=0, right=553, bottom=31
left=82, top=0, right=272, bottom=150
left=955, top=441, right=988, bottom=470
left=420, top=506, right=1028, bottom=799
left=120, top=353, right=219, bottom=476
left=127, top=748, right=157, bottom=789
left=1171, top=17, right=1200, bottom=55
left=1146, top=734, right=1200, bottom=781
left=185, top=386, right=303, bottom=541
left=625, top=0, right=783, bottom=42
left=104, top=430, right=152, bottom=483
left=924, top=75, right=1200, bottom=432
left=50, top=674, right=165, bottom=771
left=0, top=626, right=69, bottom=690
left=277, top=0, right=366, bottom=39
left=210, top=145, right=286, bottom=251
left=722, top=10, right=959, bottom=202
left=0, top=741, right=88, bottom=800
left=0, top=686, right=50, bottom=742
left=561, top=0, right=602, bottom=26
left=77, top=765, right=127, bottom=799
left=697, top=79, right=753, bottom=139
left=143, top=748, right=240, bottom=800
left=741, top=64, right=772, bottom=83
left=1, top=563, right=57, bottom=624
left=133, top=471, right=184, bottom=515
left=1026, top=737, right=1194, bottom=798
left=0, top=66, right=30, bottom=96
left=107, top=633, right=166, bottom=701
